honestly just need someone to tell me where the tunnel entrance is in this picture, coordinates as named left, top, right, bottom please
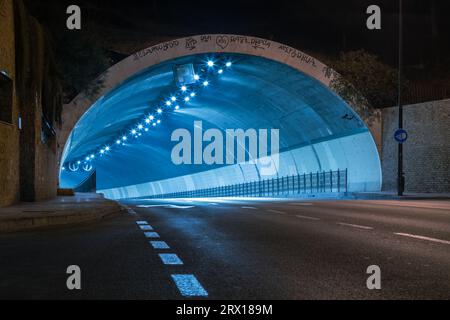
left=58, top=35, right=381, bottom=199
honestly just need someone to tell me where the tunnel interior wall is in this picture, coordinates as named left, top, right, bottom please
left=59, top=43, right=383, bottom=199
left=382, top=99, right=450, bottom=193
left=99, top=131, right=381, bottom=200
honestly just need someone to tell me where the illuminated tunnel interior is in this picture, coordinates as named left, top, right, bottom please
left=60, top=53, right=382, bottom=199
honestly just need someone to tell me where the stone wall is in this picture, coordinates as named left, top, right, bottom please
left=382, top=99, right=450, bottom=193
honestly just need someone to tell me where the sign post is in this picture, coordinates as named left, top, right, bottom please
left=397, top=0, right=405, bottom=196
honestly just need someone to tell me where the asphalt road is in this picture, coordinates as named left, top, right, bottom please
left=0, top=198, right=449, bottom=300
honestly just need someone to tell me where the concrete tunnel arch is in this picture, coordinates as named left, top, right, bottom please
left=58, top=34, right=382, bottom=199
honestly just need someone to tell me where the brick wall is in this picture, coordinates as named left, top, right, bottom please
left=0, top=0, right=20, bottom=206
left=0, top=0, right=59, bottom=206
left=382, top=100, right=450, bottom=193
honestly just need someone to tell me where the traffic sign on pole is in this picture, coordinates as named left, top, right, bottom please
left=394, top=128, right=408, bottom=144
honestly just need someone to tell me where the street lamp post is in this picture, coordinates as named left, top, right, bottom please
left=397, top=0, right=405, bottom=196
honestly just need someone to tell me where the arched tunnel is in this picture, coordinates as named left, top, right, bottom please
left=59, top=49, right=382, bottom=200
left=3, top=3, right=450, bottom=300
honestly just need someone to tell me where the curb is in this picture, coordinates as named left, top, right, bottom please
left=0, top=201, right=126, bottom=233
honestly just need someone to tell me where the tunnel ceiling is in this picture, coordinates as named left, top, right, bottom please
left=61, top=53, right=369, bottom=190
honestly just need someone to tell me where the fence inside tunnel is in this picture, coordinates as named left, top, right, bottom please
left=146, top=169, right=348, bottom=199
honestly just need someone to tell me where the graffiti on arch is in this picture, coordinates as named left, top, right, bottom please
left=131, top=35, right=321, bottom=75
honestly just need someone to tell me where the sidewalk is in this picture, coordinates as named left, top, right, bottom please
left=350, top=192, right=450, bottom=201
left=207, top=192, right=450, bottom=201
left=0, top=193, right=125, bottom=233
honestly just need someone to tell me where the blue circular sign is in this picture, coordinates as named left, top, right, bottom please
left=394, top=129, right=408, bottom=143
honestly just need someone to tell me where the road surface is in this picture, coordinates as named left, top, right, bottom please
left=0, top=198, right=449, bottom=299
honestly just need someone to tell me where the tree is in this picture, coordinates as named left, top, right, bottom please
left=23, top=0, right=111, bottom=103
left=54, top=32, right=110, bottom=102
left=328, top=50, right=400, bottom=125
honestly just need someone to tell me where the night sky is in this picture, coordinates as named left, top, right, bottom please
left=26, top=0, right=450, bottom=76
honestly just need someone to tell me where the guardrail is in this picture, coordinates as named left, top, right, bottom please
left=149, top=169, right=348, bottom=199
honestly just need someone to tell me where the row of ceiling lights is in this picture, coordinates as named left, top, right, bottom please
left=62, top=58, right=233, bottom=172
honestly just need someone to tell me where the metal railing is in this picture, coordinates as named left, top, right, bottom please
left=149, top=169, right=348, bottom=199
left=404, top=82, right=450, bottom=105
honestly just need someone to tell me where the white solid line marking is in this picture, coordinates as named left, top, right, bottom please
left=267, top=209, right=286, bottom=215
left=296, top=215, right=320, bottom=221
left=168, top=205, right=195, bottom=209
left=242, top=206, right=257, bottom=210
left=337, top=222, right=374, bottom=230
left=171, top=274, right=208, bottom=297
left=137, top=205, right=166, bottom=208
left=137, top=204, right=195, bottom=209
left=394, top=233, right=450, bottom=245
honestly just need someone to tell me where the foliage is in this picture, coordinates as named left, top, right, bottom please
left=329, top=50, right=400, bottom=125
left=54, top=32, right=110, bottom=103
left=22, top=0, right=111, bottom=103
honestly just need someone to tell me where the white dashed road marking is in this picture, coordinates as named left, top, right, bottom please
left=144, top=232, right=160, bottom=238
left=171, top=274, right=208, bottom=297
left=267, top=209, right=286, bottom=215
left=394, top=233, right=450, bottom=245
left=159, top=254, right=184, bottom=265
left=134, top=208, right=208, bottom=298
left=241, top=206, right=257, bottom=210
left=150, top=241, right=170, bottom=249
left=123, top=205, right=137, bottom=215
left=296, top=215, right=320, bottom=221
left=139, top=225, right=154, bottom=231
left=337, top=222, right=374, bottom=230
